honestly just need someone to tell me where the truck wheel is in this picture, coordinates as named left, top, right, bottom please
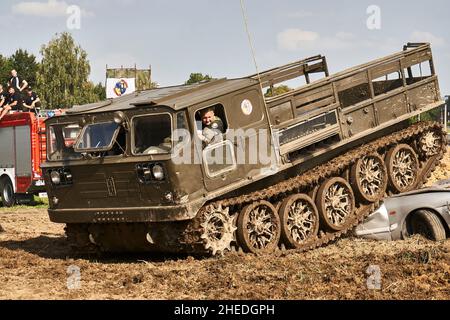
left=279, top=194, right=319, bottom=249
left=0, top=177, right=16, bottom=208
left=418, top=131, right=442, bottom=157
left=385, top=144, right=419, bottom=194
left=316, top=177, right=355, bottom=232
left=402, top=210, right=446, bottom=241
left=350, top=154, right=388, bottom=203
left=237, top=200, right=281, bottom=254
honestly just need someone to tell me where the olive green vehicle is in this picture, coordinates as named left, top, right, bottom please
left=43, top=43, right=447, bottom=255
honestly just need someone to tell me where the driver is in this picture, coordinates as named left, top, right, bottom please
left=199, top=108, right=225, bottom=145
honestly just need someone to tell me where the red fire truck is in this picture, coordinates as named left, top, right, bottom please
left=0, top=112, right=47, bottom=207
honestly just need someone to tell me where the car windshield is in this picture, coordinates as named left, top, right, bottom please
left=133, top=114, right=172, bottom=155
left=75, top=121, right=120, bottom=152
left=48, top=123, right=83, bottom=161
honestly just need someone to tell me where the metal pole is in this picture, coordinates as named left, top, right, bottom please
left=445, top=96, right=448, bottom=133
left=105, top=64, right=108, bottom=99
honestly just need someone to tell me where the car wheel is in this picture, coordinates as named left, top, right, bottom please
left=402, top=210, right=446, bottom=241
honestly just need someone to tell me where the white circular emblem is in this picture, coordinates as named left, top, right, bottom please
left=241, top=99, right=253, bottom=115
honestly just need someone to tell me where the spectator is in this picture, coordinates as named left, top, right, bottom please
left=23, top=87, right=41, bottom=113
left=0, top=84, right=7, bottom=111
left=0, top=87, right=23, bottom=121
left=8, top=69, right=28, bottom=92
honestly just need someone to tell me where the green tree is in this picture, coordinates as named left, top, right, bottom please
left=9, top=49, right=39, bottom=87
left=185, top=73, right=213, bottom=85
left=37, top=32, right=100, bottom=109
left=93, top=82, right=106, bottom=101
left=265, top=85, right=292, bottom=98
left=0, top=55, right=13, bottom=86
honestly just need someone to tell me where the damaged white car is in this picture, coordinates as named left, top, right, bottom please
left=355, top=183, right=450, bottom=241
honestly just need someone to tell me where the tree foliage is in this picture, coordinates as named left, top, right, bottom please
left=265, top=85, right=292, bottom=98
left=185, top=73, right=213, bottom=85
left=0, top=55, right=13, bottom=85
left=36, top=32, right=101, bottom=109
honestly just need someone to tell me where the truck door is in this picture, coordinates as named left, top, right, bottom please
left=193, top=89, right=275, bottom=192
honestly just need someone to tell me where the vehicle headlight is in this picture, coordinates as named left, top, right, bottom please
left=64, top=170, right=73, bottom=183
left=50, top=171, right=61, bottom=185
left=152, top=164, right=165, bottom=181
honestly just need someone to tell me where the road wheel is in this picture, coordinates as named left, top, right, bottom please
left=403, top=210, right=446, bottom=241
left=418, top=130, right=442, bottom=157
left=316, top=177, right=355, bottom=232
left=350, top=154, right=388, bottom=203
left=0, top=177, right=16, bottom=208
left=386, top=144, right=419, bottom=194
left=200, top=204, right=236, bottom=256
left=237, top=200, right=281, bottom=253
left=279, top=194, right=319, bottom=249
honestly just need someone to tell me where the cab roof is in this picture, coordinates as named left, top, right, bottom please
left=66, top=77, right=258, bottom=115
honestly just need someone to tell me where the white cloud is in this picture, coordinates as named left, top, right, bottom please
left=277, top=29, right=320, bottom=51
left=410, top=31, right=445, bottom=47
left=12, top=0, right=94, bottom=18
left=276, top=28, right=405, bottom=54
left=277, top=28, right=359, bottom=51
left=336, top=32, right=356, bottom=41
left=287, top=10, right=313, bottom=18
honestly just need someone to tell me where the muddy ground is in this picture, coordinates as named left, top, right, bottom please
left=0, top=149, right=449, bottom=300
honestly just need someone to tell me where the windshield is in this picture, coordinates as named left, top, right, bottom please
left=133, top=114, right=172, bottom=155
left=75, top=121, right=120, bottom=152
left=48, top=123, right=82, bottom=161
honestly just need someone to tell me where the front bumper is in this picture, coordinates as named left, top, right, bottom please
left=48, top=202, right=203, bottom=223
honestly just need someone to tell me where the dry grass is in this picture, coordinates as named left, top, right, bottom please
left=0, top=208, right=448, bottom=300
left=0, top=147, right=449, bottom=300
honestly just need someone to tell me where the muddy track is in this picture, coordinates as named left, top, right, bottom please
left=188, top=121, right=447, bottom=254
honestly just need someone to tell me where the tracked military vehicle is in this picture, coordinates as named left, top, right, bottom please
left=43, top=43, right=447, bottom=255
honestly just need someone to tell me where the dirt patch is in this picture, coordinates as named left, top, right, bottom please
left=426, top=147, right=450, bottom=185
left=1, top=147, right=449, bottom=300
left=0, top=207, right=449, bottom=300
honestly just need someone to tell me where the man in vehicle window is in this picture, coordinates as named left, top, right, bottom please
left=8, top=69, right=28, bottom=92
left=0, top=87, right=23, bottom=121
left=23, top=87, right=42, bottom=113
left=199, top=108, right=225, bottom=145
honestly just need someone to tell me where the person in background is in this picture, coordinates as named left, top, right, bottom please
left=8, top=69, right=28, bottom=92
left=0, top=87, right=23, bottom=121
left=0, top=84, right=7, bottom=112
left=23, top=87, right=41, bottom=113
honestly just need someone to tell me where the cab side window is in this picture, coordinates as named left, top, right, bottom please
left=195, top=104, right=228, bottom=146
left=195, top=104, right=228, bottom=132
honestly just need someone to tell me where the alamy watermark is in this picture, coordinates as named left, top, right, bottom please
left=67, top=265, right=81, bottom=290
left=366, top=5, right=381, bottom=30
left=66, top=5, right=82, bottom=30
left=170, top=128, right=279, bottom=167
left=366, top=265, right=382, bottom=290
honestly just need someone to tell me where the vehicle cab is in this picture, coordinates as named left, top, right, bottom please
left=42, top=78, right=275, bottom=225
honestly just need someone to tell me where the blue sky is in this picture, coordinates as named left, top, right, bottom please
left=1, top=0, right=449, bottom=94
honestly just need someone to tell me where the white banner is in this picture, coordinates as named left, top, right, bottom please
left=106, top=78, right=136, bottom=99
